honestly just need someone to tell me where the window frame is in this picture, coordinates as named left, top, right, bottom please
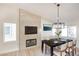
left=3, top=23, right=16, bottom=42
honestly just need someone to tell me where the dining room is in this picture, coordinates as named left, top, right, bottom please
left=0, top=3, right=79, bottom=56
left=40, top=3, right=78, bottom=56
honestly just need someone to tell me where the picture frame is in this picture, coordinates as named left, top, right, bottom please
left=43, top=24, right=52, bottom=31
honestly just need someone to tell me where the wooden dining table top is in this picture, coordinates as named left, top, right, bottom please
left=42, top=38, right=73, bottom=47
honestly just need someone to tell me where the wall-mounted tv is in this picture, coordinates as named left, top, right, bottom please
left=43, top=24, right=52, bottom=31
left=25, top=26, right=37, bottom=34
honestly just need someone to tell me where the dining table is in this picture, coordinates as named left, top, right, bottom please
left=41, top=38, right=73, bottom=56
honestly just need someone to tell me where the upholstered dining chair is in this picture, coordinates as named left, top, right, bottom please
left=72, top=40, right=77, bottom=55
left=70, top=40, right=77, bottom=55
left=66, top=39, right=77, bottom=56
left=66, top=41, right=73, bottom=55
left=53, top=43, right=68, bottom=56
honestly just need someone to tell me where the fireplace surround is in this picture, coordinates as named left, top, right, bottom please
left=26, top=39, right=37, bottom=47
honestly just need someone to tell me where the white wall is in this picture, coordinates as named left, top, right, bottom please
left=19, top=9, right=41, bottom=50
left=0, top=6, right=19, bottom=54
left=41, top=18, right=53, bottom=40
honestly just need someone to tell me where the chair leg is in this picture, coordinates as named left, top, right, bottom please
left=65, top=50, right=69, bottom=56
left=60, top=52, right=62, bottom=56
left=74, top=48, right=76, bottom=55
left=71, top=47, right=75, bottom=56
left=68, top=48, right=71, bottom=56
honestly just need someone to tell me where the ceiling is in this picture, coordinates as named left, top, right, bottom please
left=1, top=3, right=79, bottom=22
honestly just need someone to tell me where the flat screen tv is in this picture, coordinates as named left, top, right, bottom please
left=25, top=26, right=37, bottom=34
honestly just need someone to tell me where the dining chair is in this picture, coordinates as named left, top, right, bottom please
left=66, top=41, right=73, bottom=55
left=66, top=40, right=77, bottom=56
left=53, top=43, right=68, bottom=56
left=72, top=40, right=77, bottom=55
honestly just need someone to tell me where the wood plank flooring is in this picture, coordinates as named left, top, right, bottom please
left=0, top=46, right=79, bottom=56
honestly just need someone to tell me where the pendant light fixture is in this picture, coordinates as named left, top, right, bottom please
left=53, top=4, right=65, bottom=29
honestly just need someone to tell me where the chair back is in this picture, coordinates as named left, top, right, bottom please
left=68, top=41, right=73, bottom=48
left=72, top=39, right=77, bottom=46
left=58, top=43, right=68, bottom=51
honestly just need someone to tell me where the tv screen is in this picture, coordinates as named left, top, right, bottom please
left=25, top=26, right=37, bottom=34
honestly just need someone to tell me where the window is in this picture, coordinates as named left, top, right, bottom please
left=52, top=26, right=76, bottom=38
left=4, top=23, right=16, bottom=42
left=52, top=28, right=56, bottom=36
left=67, top=26, right=77, bottom=38
left=52, top=26, right=67, bottom=37
left=61, top=26, right=67, bottom=37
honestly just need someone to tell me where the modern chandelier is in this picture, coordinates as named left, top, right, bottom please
left=53, top=4, right=65, bottom=29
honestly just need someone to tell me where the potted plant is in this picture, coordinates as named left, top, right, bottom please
left=55, top=30, right=62, bottom=41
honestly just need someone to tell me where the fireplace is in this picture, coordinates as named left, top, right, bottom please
left=26, top=39, right=37, bottom=47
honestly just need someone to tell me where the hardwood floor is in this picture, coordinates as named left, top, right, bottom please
left=0, top=46, right=44, bottom=56
left=0, top=47, right=79, bottom=56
